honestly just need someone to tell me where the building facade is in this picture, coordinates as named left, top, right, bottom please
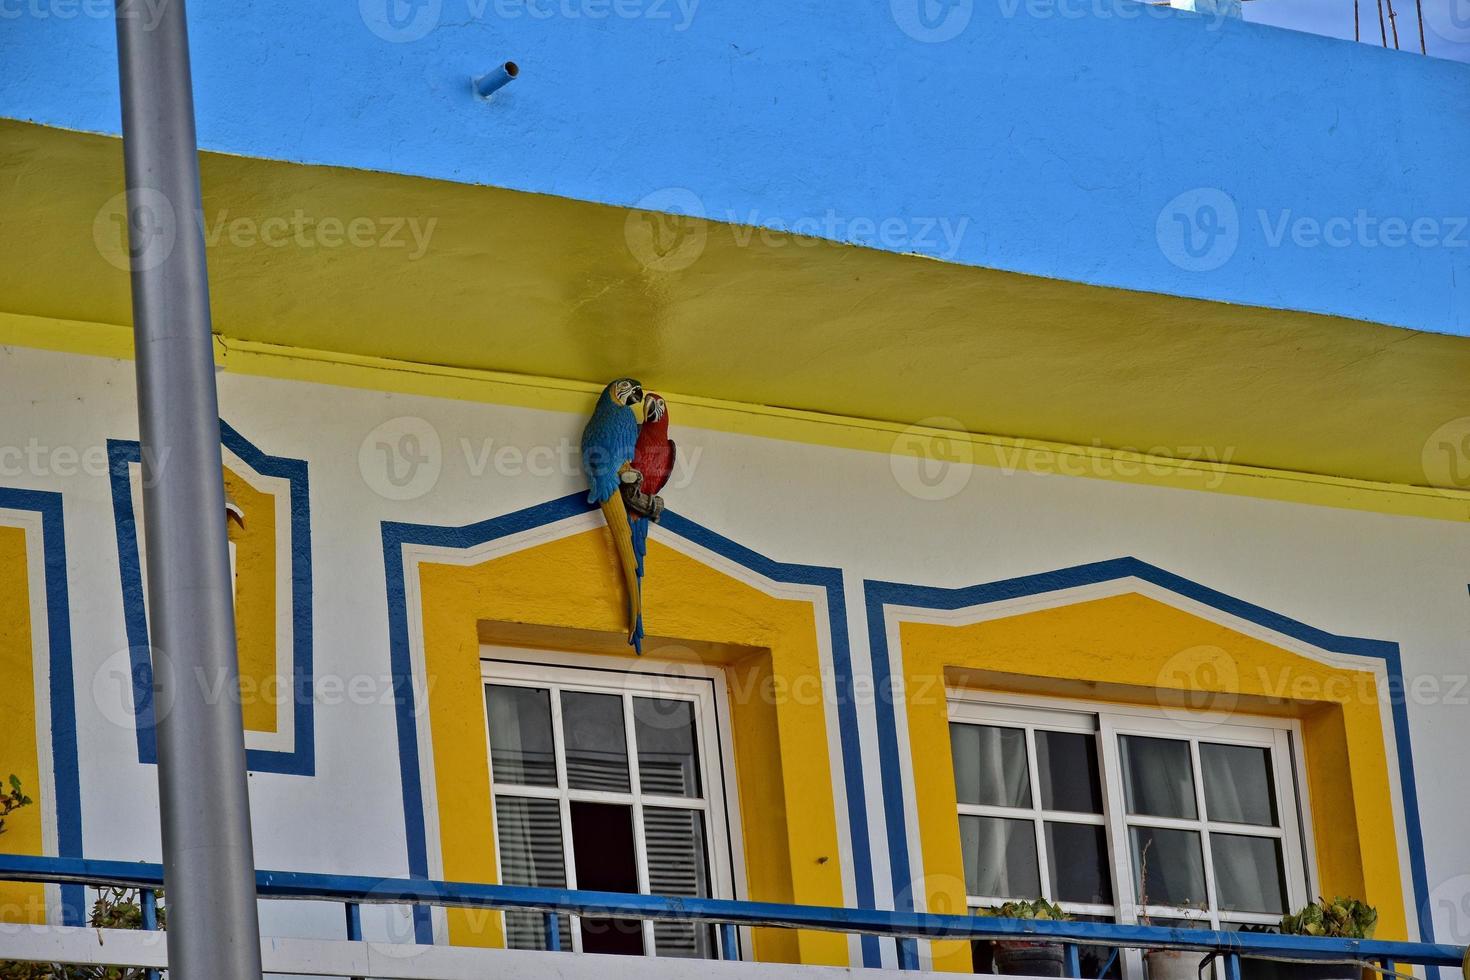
left=0, top=0, right=1468, bottom=974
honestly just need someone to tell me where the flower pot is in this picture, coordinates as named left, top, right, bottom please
left=1241, top=961, right=1363, bottom=980
left=994, top=941, right=1067, bottom=977
left=1146, top=948, right=1209, bottom=980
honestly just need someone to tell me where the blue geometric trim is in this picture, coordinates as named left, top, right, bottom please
left=106, top=420, right=314, bottom=776
left=382, top=493, right=881, bottom=965
left=0, top=487, right=85, bottom=924
left=864, top=557, right=1436, bottom=970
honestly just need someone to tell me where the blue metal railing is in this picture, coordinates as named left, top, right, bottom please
left=0, top=854, right=1462, bottom=976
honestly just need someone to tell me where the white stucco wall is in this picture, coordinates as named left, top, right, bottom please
left=3, top=343, right=1468, bottom=963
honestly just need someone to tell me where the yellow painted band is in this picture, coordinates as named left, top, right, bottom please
left=4, top=311, right=1467, bottom=524
left=895, top=593, right=1408, bottom=972
left=0, top=524, right=47, bottom=924
left=414, top=528, right=848, bottom=964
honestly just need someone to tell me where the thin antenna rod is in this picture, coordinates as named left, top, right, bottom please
left=1414, top=0, right=1427, bottom=52
left=1354, top=0, right=1360, bottom=41
left=1377, top=0, right=1388, bottom=45
left=1385, top=0, right=1400, bottom=47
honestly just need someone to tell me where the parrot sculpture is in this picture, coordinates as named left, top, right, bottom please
left=626, top=392, right=676, bottom=580
left=581, top=378, right=645, bottom=651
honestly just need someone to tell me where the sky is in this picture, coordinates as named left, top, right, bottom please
left=1244, top=0, right=1470, bottom=61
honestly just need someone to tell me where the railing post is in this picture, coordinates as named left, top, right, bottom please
left=1064, top=942, right=1082, bottom=978
left=720, top=922, right=738, bottom=960
left=344, top=902, right=364, bottom=980
left=897, top=937, right=920, bottom=971
left=141, top=889, right=159, bottom=980
left=545, top=911, right=561, bottom=952
left=1223, top=952, right=1243, bottom=980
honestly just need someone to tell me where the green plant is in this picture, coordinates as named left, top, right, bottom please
left=1280, top=897, right=1378, bottom=939
left=0, top=776, right=164, bottom=980
left=989, top=899, right=1071, bottom=921
left=0, top=775, right=33, bottom=837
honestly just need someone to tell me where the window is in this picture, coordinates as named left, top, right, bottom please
left=483, top=656, right=739, bottom=958
left=949, top=697, right=1311, bottom=973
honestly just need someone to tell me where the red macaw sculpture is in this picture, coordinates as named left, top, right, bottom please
left=623, top=393, right=676, bottom=648
left=632, top=392, right=676, bottom=503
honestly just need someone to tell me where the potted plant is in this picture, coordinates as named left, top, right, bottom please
left=1142, top=921, right=1210, bottom=980
left=1136, top=841, right=1209, bottom=980
left=1242, top=898, right=1377, bottom=980
left=986, top=899, right=1071, bottom=977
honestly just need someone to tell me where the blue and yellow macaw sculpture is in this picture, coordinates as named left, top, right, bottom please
left=581, top=378, right=646, bottom=651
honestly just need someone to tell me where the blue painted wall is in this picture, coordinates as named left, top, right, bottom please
left=3, top=0, right=1468, bottom=334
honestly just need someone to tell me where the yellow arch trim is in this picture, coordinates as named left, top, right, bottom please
left=896, top=593, right=1407, bottom=972
left=414, top=526, right=848, bottom=964
left=0, top=524, right=46, bottom=924
left=223, top=465, right=280, bottom=734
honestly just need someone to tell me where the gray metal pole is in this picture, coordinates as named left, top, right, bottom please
left=112, top=1, right=264, bottom=977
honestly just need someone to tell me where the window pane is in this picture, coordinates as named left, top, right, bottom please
left=645, top=807, right=715, bottom=958
left=1120, top=736, right=1198, bottom=819
left=1130, top=826, right=1207, bottom=909
left=1046, top=822, right=1112, bottom=904
left=1211, top=833, right=1287, bottom=914
left=951, top=724, right=1032, bottom=808
left=634, top=697, right=702, bottom=798
left=486, top=686, right=557, bottom=787
left=561, top=691, right=631, bottom=792
left=1201, top=743, right=1279, bottom=827
left=1037, top=731, right=1103, bottom=814
left=959, top=815, right=1040, bottom=899
left=494, top=795, right=570, bottom=949
left=570, top=801, right=644, bottom=954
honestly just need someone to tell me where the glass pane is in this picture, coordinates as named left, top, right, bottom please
left=1130, top=826, right=1207, bottom=909
left=634, top=697, right=702, bottom=798
left=561, top=691, right=631, bottom=792
left=486, top=686, right=558, bottom=787
left=951, top=724, right=1032, bottom=808
left=1120, top=736, right=1198, bottom=819
left=1201, top=743, right=1279, bottom=827
left=645, top=807, right=715, bottom=958
left=1211, top=833, right=1287, bottom=914
left=1046, top=822, right=1112, bottom=904
left=570, top=801, right=644, bottom=954
left=494, top=795, right=570, bottom=949
left=1037, top=731, right=1103, bottom=814
left=959, top=815, right=1040, bottom=899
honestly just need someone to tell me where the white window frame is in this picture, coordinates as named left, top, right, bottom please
left=480, top=647, right=745, bottom=958
left=948, top=691, right=1316, bottom=976
left=948, top=702, right=1117, bottom=921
